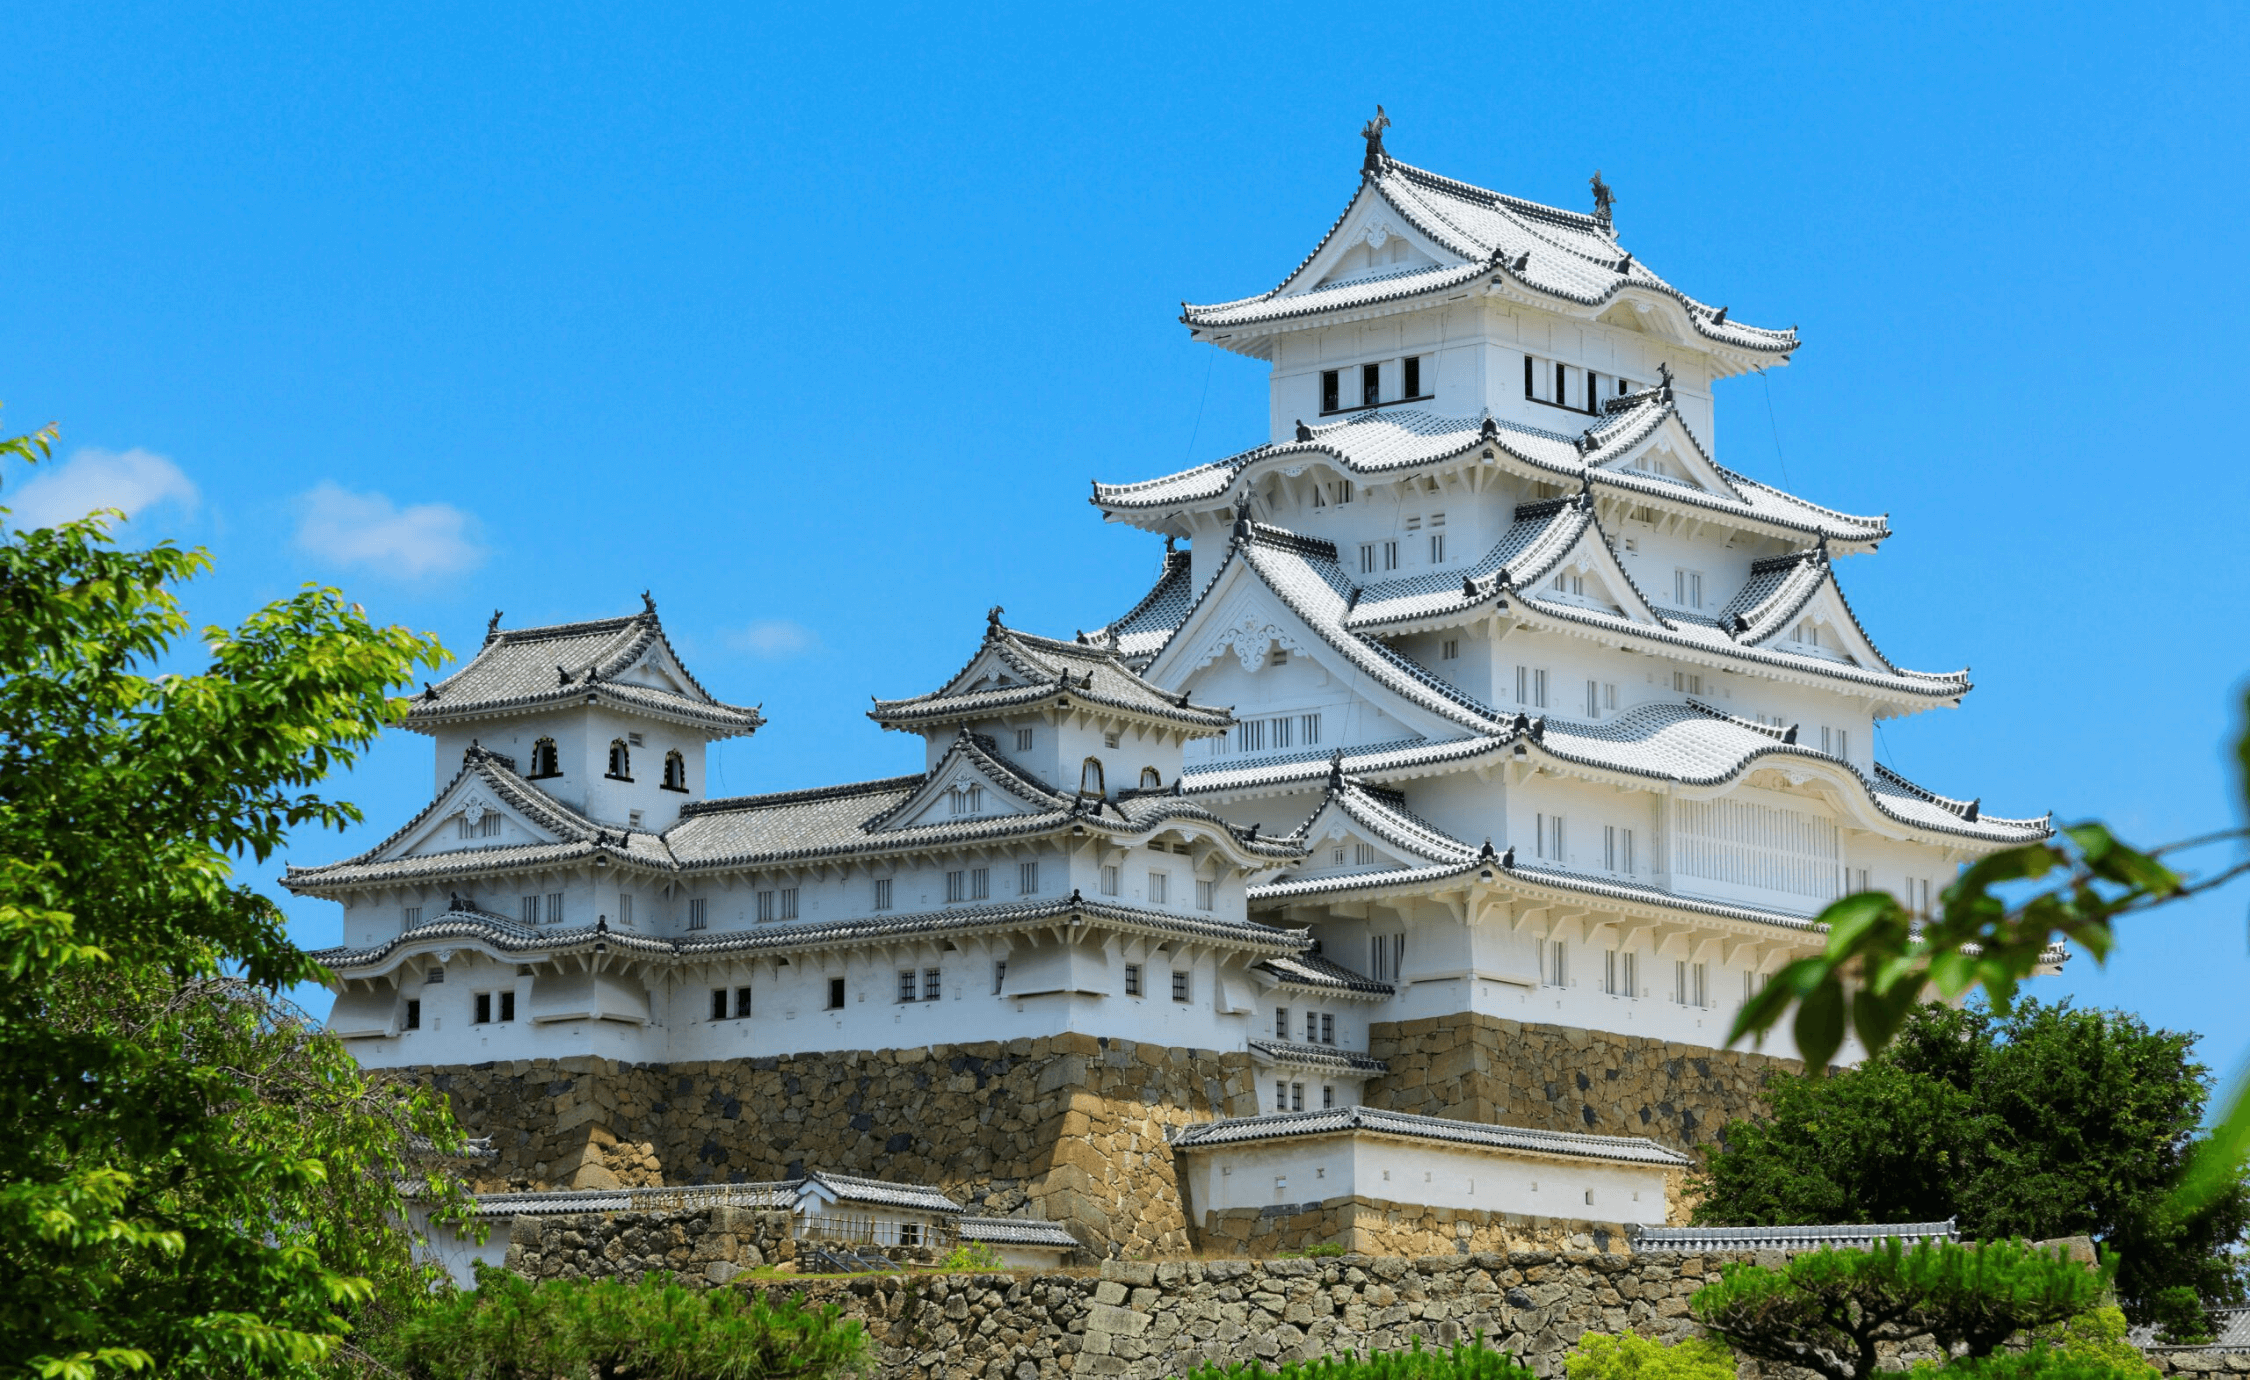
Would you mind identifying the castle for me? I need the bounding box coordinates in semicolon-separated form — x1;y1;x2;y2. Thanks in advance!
294;117;2049;1257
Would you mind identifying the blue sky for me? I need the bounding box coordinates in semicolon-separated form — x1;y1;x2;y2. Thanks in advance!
6;3;2247;1072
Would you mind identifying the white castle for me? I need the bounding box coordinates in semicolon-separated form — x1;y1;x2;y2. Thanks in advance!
294;117;2047;1231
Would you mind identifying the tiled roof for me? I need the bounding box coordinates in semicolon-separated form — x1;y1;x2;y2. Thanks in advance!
310;892;1310;977
1093;400;1888;548
958;1216;1079;1249
872;614;1231;733
463;1183;800;1217
2130;1306;2250;1352
805;1170;962;1214
1247;1039;1389;1076
1170;1106;1692;1167
1181;159;1796;362
407;605;762;737
1345;496;1591;633
1252;951;1395;997
1088;547;1200;668
1627;1220;1959;1254
284;746;677;892
1182;734;1511;798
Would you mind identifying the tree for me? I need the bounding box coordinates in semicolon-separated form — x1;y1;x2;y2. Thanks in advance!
0;418;465;1379
1688;1239;2107;1380
1697;1001;2250;1320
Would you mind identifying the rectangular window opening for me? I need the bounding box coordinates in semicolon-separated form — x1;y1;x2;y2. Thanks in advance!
827;977;846;1010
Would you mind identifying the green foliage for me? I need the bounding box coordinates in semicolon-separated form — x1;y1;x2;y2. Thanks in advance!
1688;1238;2109;1380
373;1266;869;1380
0;423;465;1379
1695;1000;2250;1320
1563;1330;1737;1380
1276;1244;1348;1259
2142;1286;2212;1346
1181;1335;1535;1380
1929;1348;2155;1380
2028;1307;2160;1376
937;1240;1005;1271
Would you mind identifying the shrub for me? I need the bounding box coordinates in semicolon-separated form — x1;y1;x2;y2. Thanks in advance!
372;1264;868;1380
1690;1238;2109;1380
1276;1244;1349;1259
1934;1347;2155;1380
1565;1331;1738;1380
938;1240;1006;1271
1182;1334;1535;1380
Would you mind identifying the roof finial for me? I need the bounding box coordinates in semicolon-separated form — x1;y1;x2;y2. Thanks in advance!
1711;305;1729;326
1328;749;1345;792
1293;419;1313;443
987;605;1005;632
640;590;656;616
1360;105;1390;175
485;609;503;641
1164;534;1176;554
1590;170;1615;226
1656;360;1674;400
557;665;573;686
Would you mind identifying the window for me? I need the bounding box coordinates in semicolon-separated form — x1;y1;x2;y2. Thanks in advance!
1139;765;1162;790
501;990;516;1021
1586;679;1601;719
1555;360;1567;407
711;988;728;1020
757;890;776;922
627;809;643;828
1370;932;1405;983
1674;671;1704;696
1604;682;1618;711
1515;666;1549;708
1321;1013;1335;1045
529;737;560;778
826;977;846;1010
1848;867;1871;894
1442;639;1459;660
403;905;421;927
1604;826;1636;875
662;751;688;791
1269;647;1289;667
993;960;1007;994
1359;544;1376;575
1673;960;1692;1006
1270;715;1292;749
1536;812;1566;862
1354;842;1376;865
1195;878;1215;911
1079;757;1105;797
873;878;892;911
1404;355;1423;397
1103;730;1122;750
1100;864;1120;897
779;887;798;920
1694;962;1709;1007
458;812;501;839
946;871;966;904
520;894;538;925
1904;876;1934;916
1124;963;1143;996
1744;970;1757;1004
474;992;492;1024
1322;1084;1335;1109
1171;968;1191;1002
1300;712;1322;745
1148;871;1168;904
607;739;631;780
1605;949;1637;997
1332;479;1353;505
898;969;919;1003
1383;540;1398;571
1237;719;1265;753
1276;1007;1290;1039
1291;1081;1306;1112
1821;725;1850;760
1673;570;1704;609
617;893;633;927
1321;369;1340;412
736;987;752;1018
1015;727;1034;752
404;999;421;1030
963;868;984;901
1542;940;1567;988
545;892;564;926
1430;532;1446;564
900;1223;921;1247
1019;861;1039;895
1305;1010;1320;1043
1274;1080;1288;1110
627;731;643;748
1361;362;1381;407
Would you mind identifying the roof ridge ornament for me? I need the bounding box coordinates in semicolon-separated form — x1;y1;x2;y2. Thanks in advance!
1712;305;1729;325
641;590;657;616
485;609;503;642
1327;749;1345;792
1360;105;1390;175
1293;419;1313;443
1590;170;1615;227
1512;250;1530;272
557;665;573;686
1656;361;1675;402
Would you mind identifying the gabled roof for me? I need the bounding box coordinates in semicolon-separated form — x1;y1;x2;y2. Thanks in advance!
1169;1105;1693;1167
1092;399;1889;549
1181;155;1796;369
1346;492;1667;637
1247;1039;1389;1076
859;730;1068;834
1251;950;1394;997
408;602;763;738
958;1216;1079;1249
1087;547;1199;668
1290;764;1485;868
311;891;1312;979
802;1170;962;1215
871;611;1232;735
283;745;677;893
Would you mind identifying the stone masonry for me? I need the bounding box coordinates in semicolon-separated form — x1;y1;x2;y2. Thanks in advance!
506;1207;796;1286
1366;1014;1796;1153
1194;1197;1632;1260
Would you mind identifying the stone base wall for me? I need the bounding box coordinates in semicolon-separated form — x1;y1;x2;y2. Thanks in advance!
2148;1352;2250;1375
504;1207;795;1285
1193;1195;1631;1259
1366;1015;1794;1158
412;1034;1258;1257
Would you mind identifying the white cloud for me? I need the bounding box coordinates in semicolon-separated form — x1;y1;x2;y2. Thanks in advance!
726;619;819;659
7;447;199;529
292;483;485;578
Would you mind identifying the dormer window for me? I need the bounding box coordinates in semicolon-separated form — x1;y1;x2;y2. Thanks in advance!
528;737;560;779
662;751;688;792
606;739;631;781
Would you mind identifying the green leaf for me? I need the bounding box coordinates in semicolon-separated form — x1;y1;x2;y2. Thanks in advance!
1793;976;1847;1073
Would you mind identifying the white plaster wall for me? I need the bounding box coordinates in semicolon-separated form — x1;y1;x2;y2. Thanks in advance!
1181;1133;1670;1225
432;706;709;828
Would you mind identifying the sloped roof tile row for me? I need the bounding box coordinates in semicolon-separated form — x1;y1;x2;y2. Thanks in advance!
1169;1105;1693;1166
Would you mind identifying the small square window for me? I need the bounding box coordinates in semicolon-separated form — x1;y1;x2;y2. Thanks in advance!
1124;963;1142;997
1147;871;1168;905
1100;865;1120;897
1196;879;1215;911
970;867;989;901
1170;969;1191;1003
1104;731;1121;749
1442;639;1459;660
1015;727;1034;752
627;731;644;747
1019;860;1039;894
779;887;798;921
827;977;846;1010
874;878;893;911
628;809;644;828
